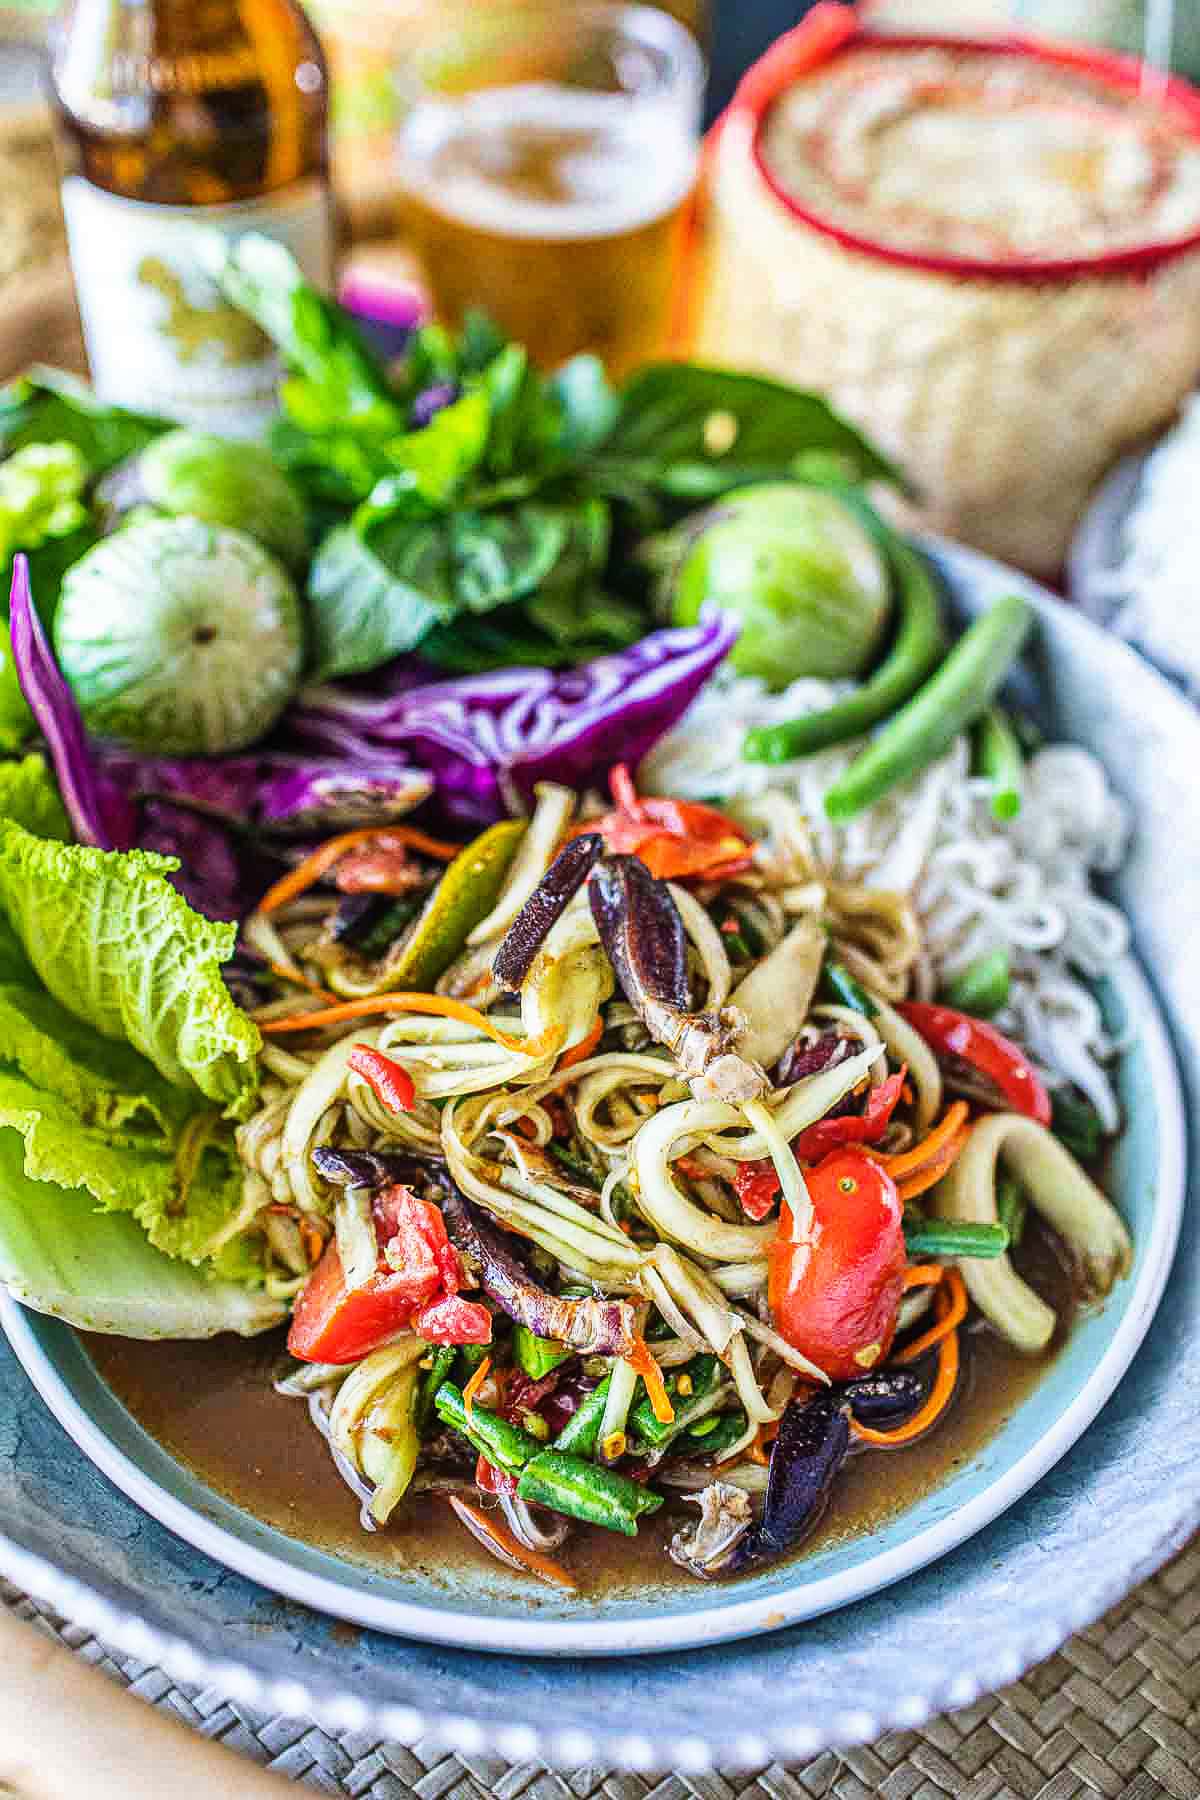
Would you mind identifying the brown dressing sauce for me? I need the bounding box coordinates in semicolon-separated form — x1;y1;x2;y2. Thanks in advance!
83;1221;1081;1597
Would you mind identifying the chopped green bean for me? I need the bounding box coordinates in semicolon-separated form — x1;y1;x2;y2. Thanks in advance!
456;1343;491;1377
744;536;944;764
685;1409;749;1458
434;1383;542;1475
514;1324;570;1381
414;1345;457;1435
823;960;877;1017
1051;1089;1105;1164
996;1175;1028;1250
824;594;1035;823
903;1217;1010;1260
355;891;428;960
974;706;1024;821
517;1448;663;1536
628;1354;720;1447
551;1376;612;1457
942;947;1011;1018
547;1144;601;1190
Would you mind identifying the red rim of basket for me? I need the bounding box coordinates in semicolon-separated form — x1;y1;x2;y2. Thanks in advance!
733;2;1200;283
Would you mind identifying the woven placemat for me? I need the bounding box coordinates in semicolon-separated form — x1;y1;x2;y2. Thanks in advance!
5;1536;1200;1798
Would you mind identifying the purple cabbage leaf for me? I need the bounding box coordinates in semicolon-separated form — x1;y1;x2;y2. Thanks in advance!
290;610;738;824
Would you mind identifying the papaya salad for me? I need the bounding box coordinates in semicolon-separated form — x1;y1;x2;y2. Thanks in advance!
0;243;1136;1589
240;744;1132;1585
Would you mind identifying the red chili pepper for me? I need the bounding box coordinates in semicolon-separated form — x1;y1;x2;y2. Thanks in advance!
347;1046;416;1114
897;1003;1051;1125
587;763;754;881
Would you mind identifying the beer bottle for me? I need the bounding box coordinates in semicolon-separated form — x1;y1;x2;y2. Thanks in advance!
49;0;334;434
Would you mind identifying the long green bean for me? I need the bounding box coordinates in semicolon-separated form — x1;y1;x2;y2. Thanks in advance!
517;1448;663;1536
903;1216;1010;1260
974;706;1024;821
743;536;944;764
628;1353;720;1447
942;947;1010;1018
824;594;1035;822
434;1383;542;1475
414;1345;458;1435
996;1174;1028;1250
551;1376;612;1457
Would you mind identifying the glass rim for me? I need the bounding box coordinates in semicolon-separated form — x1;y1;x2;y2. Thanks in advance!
394;2;706;113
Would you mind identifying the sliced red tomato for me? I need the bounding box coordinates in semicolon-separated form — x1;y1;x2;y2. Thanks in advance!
733;1070;908;1218
792;1068;907;1160
288;1244;422;1364
373;1185;462;1296
476;1453;517;1497
289;1187;485;1362
413;1293;493;1344
768;1150;906;1382
734;1161;784;1221
897;1002;1051;1124
587;763;754;881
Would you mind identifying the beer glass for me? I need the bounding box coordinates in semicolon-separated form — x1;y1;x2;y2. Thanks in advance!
395;3;705;372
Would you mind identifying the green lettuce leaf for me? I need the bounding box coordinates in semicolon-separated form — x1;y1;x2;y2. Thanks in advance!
0;753;70;841
0;824;260;1115
0;1130;283;1338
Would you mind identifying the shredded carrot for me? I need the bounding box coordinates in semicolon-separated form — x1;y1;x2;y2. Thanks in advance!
896;1125;970;1201
462;1355;491;1421
256;825;459;915
445;1493;578;1591
301;1222;326;1267
258;992;566;1059
268;963;338;1005
559;1015;603;1069
626;1334;675;1425
867;1101;970;1179
852;1289;961;1447
903;1263;945;1289
894;1269;968;1366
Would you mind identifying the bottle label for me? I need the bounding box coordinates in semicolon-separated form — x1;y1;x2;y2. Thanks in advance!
60;176;333;437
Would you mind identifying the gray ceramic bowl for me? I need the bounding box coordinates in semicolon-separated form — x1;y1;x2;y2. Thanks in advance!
0;539;1197;1767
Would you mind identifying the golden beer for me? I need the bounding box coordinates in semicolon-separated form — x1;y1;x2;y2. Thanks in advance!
395;5;704;372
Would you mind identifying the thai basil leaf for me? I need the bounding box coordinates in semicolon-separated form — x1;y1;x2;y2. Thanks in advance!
307;514;453;681
381;387;492;505
593;364;902;509
207;233;402;437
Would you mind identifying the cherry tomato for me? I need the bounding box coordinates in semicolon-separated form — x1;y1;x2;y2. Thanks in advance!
897;1002;1051;1124
413;1293;492;1344
768;1150;906;1382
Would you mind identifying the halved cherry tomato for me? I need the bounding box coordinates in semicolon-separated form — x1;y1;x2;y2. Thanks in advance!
897;1002;1051;1125
768;1150;906;1382
587;763;754;881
